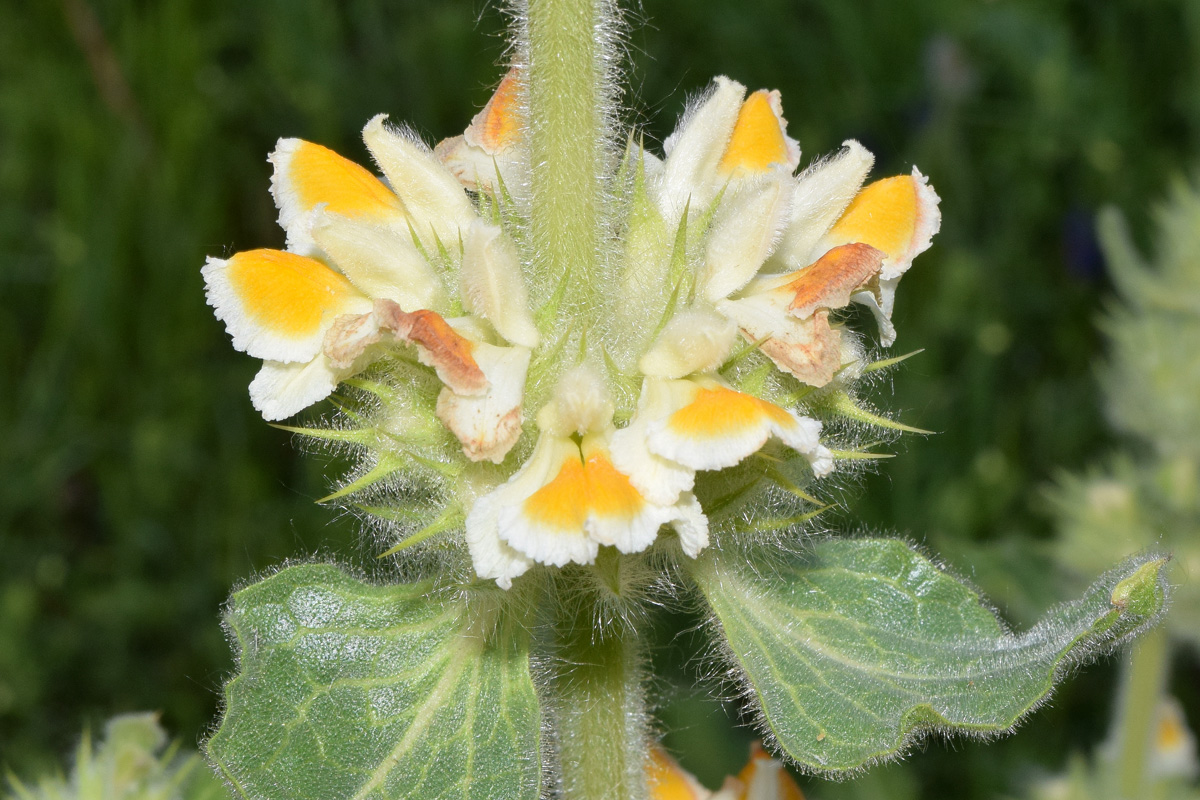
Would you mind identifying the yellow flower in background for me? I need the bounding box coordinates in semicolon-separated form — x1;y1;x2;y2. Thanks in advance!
648;744;805;800
202;69;940;589
1148;697;1199;780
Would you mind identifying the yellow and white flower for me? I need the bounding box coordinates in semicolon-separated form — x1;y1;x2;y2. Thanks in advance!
610;375;833;505
649;76;941;386
203;119;535;465
466;370;707;589
205;68;939;589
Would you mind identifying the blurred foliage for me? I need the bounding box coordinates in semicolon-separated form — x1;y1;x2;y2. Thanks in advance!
1010;162;1200;800
1015;694;1199;800
1052;183;1200;645
1;0;1199;797
4;714;225;800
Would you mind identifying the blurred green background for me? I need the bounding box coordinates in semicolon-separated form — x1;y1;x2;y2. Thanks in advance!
2;0;1197;797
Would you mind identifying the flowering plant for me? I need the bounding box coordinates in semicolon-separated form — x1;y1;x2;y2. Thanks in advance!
200;2;1167;799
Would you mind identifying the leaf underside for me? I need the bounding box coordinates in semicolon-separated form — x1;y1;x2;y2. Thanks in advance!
694;538;1167;774
208;564;541;800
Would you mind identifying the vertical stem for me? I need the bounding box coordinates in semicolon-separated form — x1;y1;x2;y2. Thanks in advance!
523;4;637;792
1114;624;1170;799
525;0;606;306
552;600;649;800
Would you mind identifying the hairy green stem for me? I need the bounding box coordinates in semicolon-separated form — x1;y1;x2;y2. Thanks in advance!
551;600;649;800
525;0;607;314
524;5;644;794
1114;623;1170;799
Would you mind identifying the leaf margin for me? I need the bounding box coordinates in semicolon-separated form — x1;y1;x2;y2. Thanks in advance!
691;536;1169;775
205;561;544;800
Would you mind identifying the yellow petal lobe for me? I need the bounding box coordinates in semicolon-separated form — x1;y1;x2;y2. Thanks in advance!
584;450;646;522
667;386;791;439
522;456;589;532
719;90;789;175
827;175;919;261
288;140;404;220
227;249;362;338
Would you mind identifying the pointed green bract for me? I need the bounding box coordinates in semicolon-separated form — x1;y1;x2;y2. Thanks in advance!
208;565;542;800
827;391;934;435
692;538;1167;774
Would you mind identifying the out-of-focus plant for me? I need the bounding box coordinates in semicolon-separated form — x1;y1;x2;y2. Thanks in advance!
191;2;1170;798
1054;181;1200;645
1034;179;1200;800
1018;695;1199;800
4;714;225;800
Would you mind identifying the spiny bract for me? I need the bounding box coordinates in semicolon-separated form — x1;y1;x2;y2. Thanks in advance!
202;68;940;589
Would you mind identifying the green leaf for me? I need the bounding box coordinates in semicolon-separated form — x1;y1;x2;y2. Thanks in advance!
208;565;542;800
693;538;1167;774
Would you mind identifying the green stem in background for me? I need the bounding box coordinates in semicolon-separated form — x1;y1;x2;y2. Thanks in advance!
525;0;607;316
1114;622;1170;799
551;593;649;800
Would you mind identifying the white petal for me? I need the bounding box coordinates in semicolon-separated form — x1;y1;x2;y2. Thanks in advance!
639;308;737;379
540;365;615;437
772;140;875;269
309;210;446;312
362;115;477;251
699;172;793;302
851;286;898;347
464;489;535;590
817;166;941;282
881;167;941;281
609;379;698;505
269;138;318;254
460;220;540;348
608;425;696;507
248;357;343;421
780;414;834;478
669;492;710;558
658;76;746;220
583;494;675;555
823;167;941;342
436;344;530;463
640;149;664;183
